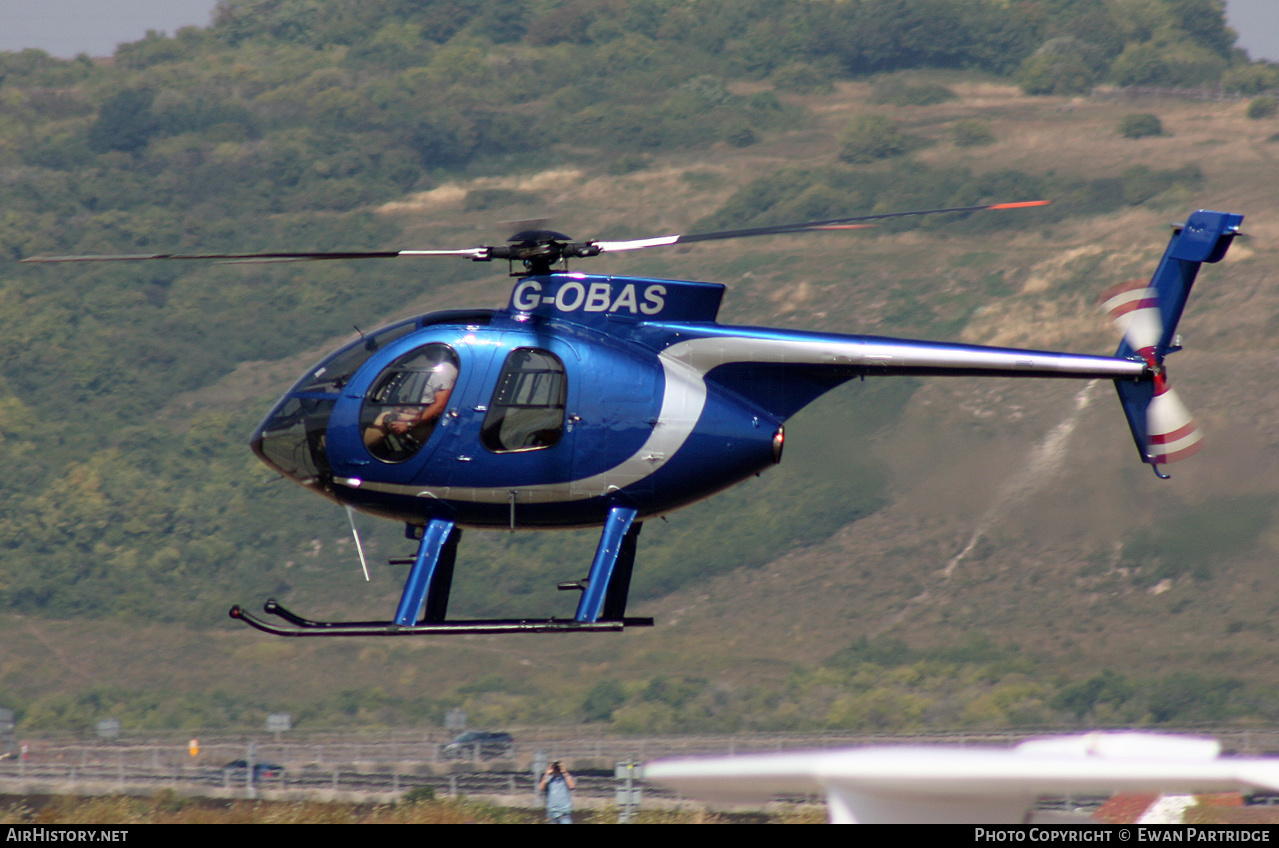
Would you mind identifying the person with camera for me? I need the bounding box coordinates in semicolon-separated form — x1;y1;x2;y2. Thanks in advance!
538;761;576;823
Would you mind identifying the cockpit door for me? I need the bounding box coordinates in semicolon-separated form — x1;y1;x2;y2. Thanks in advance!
457;336;579;495
327;335;490;486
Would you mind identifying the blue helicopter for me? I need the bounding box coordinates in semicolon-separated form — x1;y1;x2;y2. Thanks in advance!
25;204;1243;636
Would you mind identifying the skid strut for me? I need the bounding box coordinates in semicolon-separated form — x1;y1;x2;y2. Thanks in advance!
394;517;461;625
229;509;653;636
574;506;642;623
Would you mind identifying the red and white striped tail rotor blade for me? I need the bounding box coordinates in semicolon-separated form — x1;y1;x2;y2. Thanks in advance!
1147;385;1202;464
1099;279;1162;354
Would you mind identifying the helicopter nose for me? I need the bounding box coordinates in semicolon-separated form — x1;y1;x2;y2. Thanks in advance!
251;395;336;490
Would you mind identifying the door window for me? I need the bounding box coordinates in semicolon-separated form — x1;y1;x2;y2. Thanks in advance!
481;348;567;453
361;343;460;462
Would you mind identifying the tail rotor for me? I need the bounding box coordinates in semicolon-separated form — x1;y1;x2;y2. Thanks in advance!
1099;279;1202;476
1099;279;1163;355
1145;377;1202;466
1105;278;1202;478
1097;209;1241;477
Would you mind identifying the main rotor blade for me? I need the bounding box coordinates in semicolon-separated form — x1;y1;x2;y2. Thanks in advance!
19;200;1050;267
20;247;491;263
590;200;1051;253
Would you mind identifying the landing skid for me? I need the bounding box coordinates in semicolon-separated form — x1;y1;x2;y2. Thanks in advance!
229;600;653;637
229;506;654;637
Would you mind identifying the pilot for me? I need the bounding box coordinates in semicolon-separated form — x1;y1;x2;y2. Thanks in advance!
363;358;458;450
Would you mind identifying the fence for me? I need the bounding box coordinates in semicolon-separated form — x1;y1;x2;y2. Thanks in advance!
4;726;1277;804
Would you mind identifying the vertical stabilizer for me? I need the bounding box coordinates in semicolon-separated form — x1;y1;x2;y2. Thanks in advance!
1104;210;1242;473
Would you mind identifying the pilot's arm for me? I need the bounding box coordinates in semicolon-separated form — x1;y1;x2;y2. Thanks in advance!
386;386;452;434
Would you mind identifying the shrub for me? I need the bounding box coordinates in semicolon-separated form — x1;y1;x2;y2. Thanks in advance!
1018;54;1097;96
953;119;995;147
462;188;537;212
1118;165;1202;206
722;118;758;148
1110;40;1228;88
869;79;955;106
838;115;911;163
401;786;436;804
1222;63;1279;95
1118;113;1163;138
580;679;626;722
678;74;732;107
772;62;835;95
1247;96;1278;120
606;154;651;175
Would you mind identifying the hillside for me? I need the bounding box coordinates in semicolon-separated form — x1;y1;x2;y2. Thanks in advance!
4;0;1279;734
0;0;1265;621
5;76;1279;733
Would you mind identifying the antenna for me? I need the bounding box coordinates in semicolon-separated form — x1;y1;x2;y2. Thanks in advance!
345;506;370;582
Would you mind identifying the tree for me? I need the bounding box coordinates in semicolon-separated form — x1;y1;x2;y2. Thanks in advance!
1017;38;1100;96
1110;38;1227;88
87;89;158;153
1165;0;1236;58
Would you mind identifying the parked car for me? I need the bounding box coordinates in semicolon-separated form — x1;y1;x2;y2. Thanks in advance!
1246;792;1279;806
439;731;513;760
216;759;286;782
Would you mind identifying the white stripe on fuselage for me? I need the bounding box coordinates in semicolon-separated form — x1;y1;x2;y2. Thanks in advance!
335;335;1145;504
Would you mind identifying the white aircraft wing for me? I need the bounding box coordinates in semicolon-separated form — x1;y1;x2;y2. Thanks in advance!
644;733;1279;824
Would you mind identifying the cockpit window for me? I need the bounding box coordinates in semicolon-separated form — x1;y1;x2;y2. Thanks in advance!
296;319;420;394
361;343;460;463
481;348;567;453
252;396;335;488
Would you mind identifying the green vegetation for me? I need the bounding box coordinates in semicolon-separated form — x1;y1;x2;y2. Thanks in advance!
14;676;460;731
201;0;1244;89
952;118;996;147
1118;112;1165;138
11;627;1270;734
0;0;1258;628
1;793;546;824
1223;62;1279;94
838;115;916;163
1017;38;1101;95
772;61;837;95
1247;96;1278;120
1;793;804;824
400;785;437;804
1;0;1277;740
869;78;956;106
1119;495;1278;587
697;163;1203;242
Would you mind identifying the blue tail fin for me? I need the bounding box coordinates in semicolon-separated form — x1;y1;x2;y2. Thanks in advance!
1115;210;1243;363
